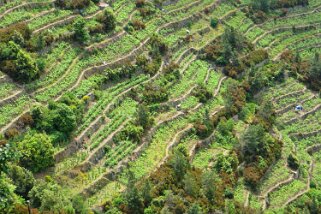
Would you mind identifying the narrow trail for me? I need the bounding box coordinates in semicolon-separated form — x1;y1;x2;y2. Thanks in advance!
62;14;224;140
0;109;30;134
273;87;306;102
260;173;295;201
52;0;224;103
84;8;136;51
253;22;321;45
186;75;227;159
32;14;78;34
213;76;227;96
204;68;211;84
277;161;314;208
81;119;130;166
85;0;204;53
0;0;54;19
290;128;321;139
0;8;222;136
32;8;103;35
273;34;321;61
73;61;165;143
250;4;321;32
244;24;257;35
0;90;22;106
79;54;224;199
78;110;186;197
219;7;243;22
284;103;321;125
244;190;250;207
85;31;126;51
153;124;193;172
4;8;56;27
276;94;315;115
84;9;103;20
56;38;151;100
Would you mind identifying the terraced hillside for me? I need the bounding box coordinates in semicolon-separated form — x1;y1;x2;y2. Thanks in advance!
0;0;320;213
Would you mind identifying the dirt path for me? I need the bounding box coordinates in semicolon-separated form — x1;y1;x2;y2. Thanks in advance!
213;76;227;96
56;38;151;100
273;87;306;102
278;161;314;208
0;90;22;106
253;22;321;45
34;54;82;95
32;8;103;35
73;61;164;142
0;0;54;19
153;124;193;171
78;110;186;197
244;190;250;207
82;119;129;165
284;103;321;125
0;109;29;134
276;94;315;115
32;14;77;34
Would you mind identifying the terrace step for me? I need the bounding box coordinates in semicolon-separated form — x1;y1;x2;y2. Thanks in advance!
290;128;321;139
77;110;186;197
284;103;321;125
276;94;315;115
273;87;306;103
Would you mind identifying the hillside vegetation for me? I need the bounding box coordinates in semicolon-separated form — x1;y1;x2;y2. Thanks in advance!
0;0;320;213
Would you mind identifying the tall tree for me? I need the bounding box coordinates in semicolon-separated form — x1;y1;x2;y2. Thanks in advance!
29;179;74;212
7;165;35;199
73;17;89;43
100;8;116;32
17;132;54;172
125;171;143;213
0;175;18;212
252;0;270;12
136;105;154;130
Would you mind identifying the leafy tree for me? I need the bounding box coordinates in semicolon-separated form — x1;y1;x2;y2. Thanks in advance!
10;30;24;46
256;99;276;128
192;84;213;103
15;50;39;81
0;175;19;212
149;34;168;57
224;79;246;115
136;105;154;130
32;102;77;141
188;203;201;214
215;153;239;174
17;132;54;172
142;180;152;206
170;148;190;182
202;171;216;203
73;17;89;43
251;0;270;12
7;165;35;199
288;154;299;170
72;195;89;214
49;102;77;134
184;172;199;197
308;52;321;89
242;124;266;163
210;18;219;28
0;41;39;82
99;9;116;32
114;123;144;143
125;171;143;213
29;179;74;212
0;143;17;174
